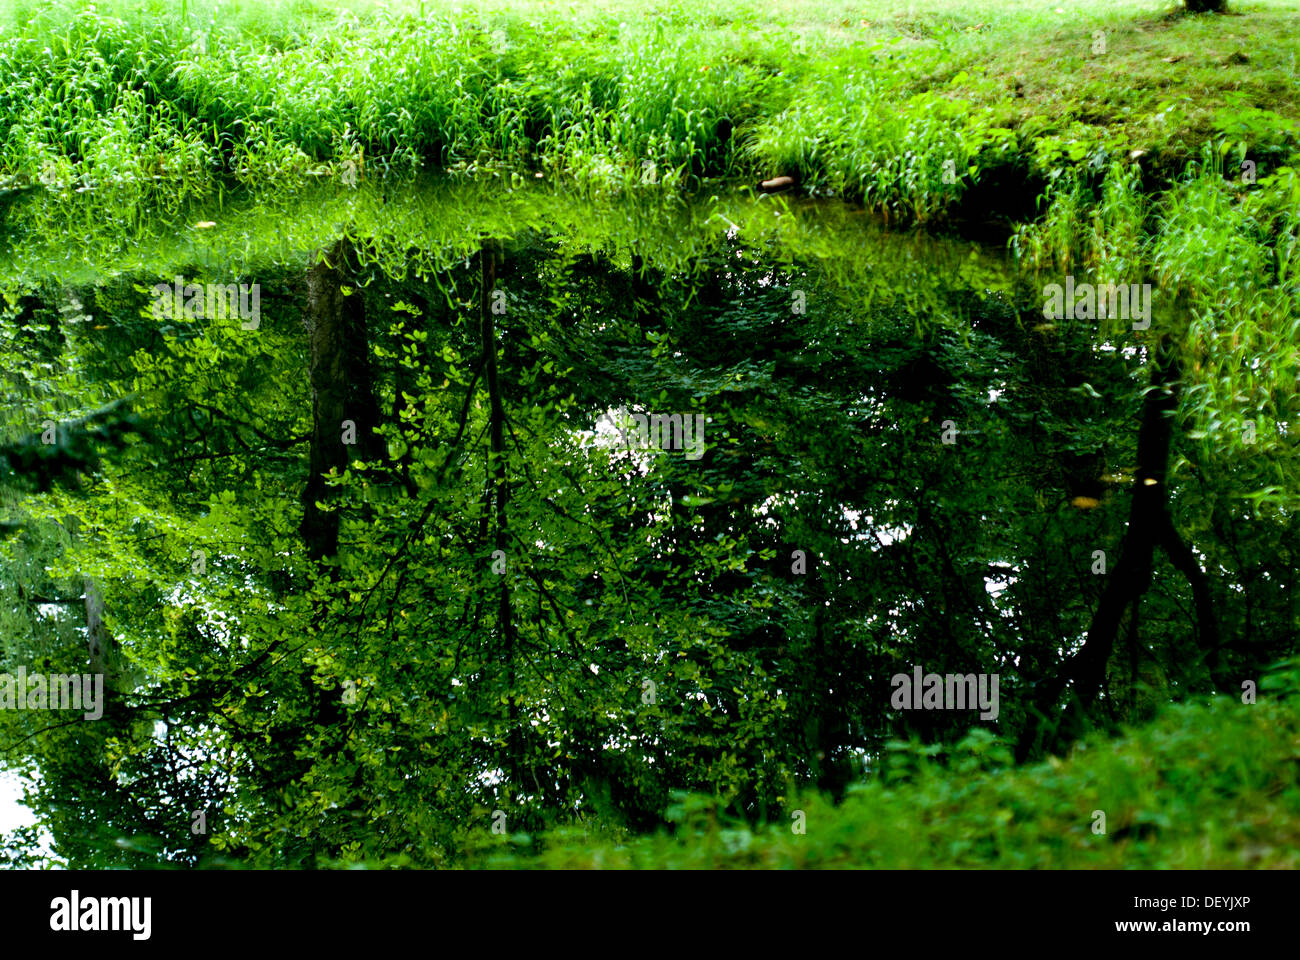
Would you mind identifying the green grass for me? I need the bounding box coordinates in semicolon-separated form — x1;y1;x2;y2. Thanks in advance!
461;658;1300;868
1;0;1297;220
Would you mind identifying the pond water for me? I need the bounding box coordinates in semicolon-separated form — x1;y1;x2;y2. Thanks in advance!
1;177;1285;862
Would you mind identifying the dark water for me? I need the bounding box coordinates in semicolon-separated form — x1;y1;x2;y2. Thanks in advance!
0;179;1289;861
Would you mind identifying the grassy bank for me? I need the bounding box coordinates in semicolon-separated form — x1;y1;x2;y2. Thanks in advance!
1;0;1298;222
463;659;1300;868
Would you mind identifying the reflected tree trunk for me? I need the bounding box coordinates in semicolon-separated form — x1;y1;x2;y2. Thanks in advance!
480;238;524;801
301;238;384;561
1019;335;1222;759
84;577;111;682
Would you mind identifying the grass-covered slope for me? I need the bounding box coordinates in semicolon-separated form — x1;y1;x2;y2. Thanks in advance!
1;1;1297;222
466;662;1300;868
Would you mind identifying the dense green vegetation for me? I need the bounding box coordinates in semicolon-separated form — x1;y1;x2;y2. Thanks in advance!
473;658;1300;869
0;0;1296;870
3;0;1299;220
